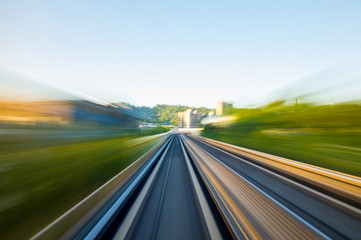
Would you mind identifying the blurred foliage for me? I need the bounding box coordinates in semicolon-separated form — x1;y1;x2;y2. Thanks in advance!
152;104;189;125
0;127;167;240
203;100;361;177
133;104;213;125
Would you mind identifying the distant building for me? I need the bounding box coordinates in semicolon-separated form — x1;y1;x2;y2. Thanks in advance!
216;100;224;115
0;100;140;128
216;100;233;115
178;108;201;128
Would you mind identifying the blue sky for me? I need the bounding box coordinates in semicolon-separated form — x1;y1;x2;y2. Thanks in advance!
1;0;361;108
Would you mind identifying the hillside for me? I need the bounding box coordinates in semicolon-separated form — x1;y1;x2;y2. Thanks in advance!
113;103;213;125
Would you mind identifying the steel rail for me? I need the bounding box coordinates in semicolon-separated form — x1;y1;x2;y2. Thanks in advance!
185;134;361;239
195;136;361;207
111;134;227;240
31;133;172;240
82;135;175;239
182;135;330;239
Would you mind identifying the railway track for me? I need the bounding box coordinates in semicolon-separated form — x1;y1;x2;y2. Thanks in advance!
32;132;361;240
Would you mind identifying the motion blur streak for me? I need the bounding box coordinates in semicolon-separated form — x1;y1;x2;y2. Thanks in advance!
203;64;361;180
47;132;360;240
183;136;325;239
183;134;361;239
106;134;229;240
0;72;168;239
2;67;361;239
199;137;361;206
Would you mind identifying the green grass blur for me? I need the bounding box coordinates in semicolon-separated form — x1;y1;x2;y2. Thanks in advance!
202;101;361;177
0;126;167;240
